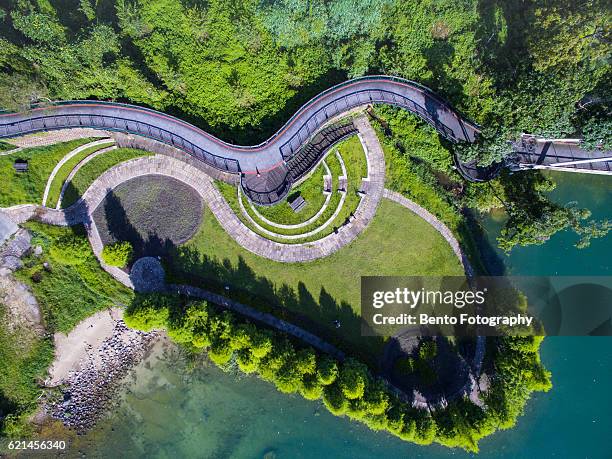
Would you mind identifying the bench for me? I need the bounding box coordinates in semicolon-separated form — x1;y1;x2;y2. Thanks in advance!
289;196;306;213
13;160;28;172
323;175;332;193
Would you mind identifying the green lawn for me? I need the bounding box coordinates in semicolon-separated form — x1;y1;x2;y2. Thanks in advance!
166;198;463;364
45;140;115;208
253;163;327;224
60;148;151;208
0;138;95;207
0;140;15;152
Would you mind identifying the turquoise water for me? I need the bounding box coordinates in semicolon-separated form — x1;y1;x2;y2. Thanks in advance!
75;172;612;459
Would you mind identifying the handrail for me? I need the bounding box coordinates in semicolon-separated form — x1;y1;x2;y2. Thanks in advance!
0;75;481;151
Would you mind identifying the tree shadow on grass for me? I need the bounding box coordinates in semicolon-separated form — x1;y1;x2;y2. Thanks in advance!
164;245;387;368
94;190;176;261
92;189;383;365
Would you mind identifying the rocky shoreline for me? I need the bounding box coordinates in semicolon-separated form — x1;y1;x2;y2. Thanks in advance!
46;319;158;433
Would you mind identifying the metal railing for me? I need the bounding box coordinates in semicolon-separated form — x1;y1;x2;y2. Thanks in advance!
1;113;240;174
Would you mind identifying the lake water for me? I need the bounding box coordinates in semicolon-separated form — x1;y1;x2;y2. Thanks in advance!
75;172;612;459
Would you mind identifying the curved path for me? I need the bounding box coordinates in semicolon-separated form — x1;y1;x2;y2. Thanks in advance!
247;160;333;230
237;151;349;241
56;144;117;209
0;76;482;203
41;138;114;206
1;118;469;275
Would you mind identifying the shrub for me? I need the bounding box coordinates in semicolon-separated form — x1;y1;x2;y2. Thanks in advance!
123;294;551;452
393;356;414;375
338;358;369;400
49;234;92;265
101;241;133;267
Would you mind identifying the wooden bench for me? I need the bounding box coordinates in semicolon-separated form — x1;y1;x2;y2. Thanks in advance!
289;195;306;213
13;160;28;173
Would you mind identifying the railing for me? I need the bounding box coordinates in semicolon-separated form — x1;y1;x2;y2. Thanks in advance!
1;75;479;152
278;88;457;160
0;113;240;174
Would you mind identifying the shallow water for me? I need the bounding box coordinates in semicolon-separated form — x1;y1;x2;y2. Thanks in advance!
75;171;612;458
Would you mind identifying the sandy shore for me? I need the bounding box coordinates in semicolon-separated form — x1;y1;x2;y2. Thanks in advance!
44;307;158;432
46;308;125;386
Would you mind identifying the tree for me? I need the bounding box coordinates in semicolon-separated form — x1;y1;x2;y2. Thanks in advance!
418;340;437;361
338;358;369;400
316;355;338;385
101;241;133;267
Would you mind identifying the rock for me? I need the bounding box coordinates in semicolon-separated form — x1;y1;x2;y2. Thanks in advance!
2;255;22;271
34;245;43;256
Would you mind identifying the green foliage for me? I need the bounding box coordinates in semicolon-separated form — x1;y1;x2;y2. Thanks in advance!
418;340;437;360
48;234;92;265
101;241;133;268
124;293;551;451
0;306;54;438
581;114;612;151
495;172;611;252
45;141;114;208
61;148;150;208
15;223;133;333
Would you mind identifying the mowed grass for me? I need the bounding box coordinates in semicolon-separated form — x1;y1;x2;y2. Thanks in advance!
167;199;463;363
45;140;114;208
0;140;15;152
253;164;327;224
0;138;94;207
61;148;151;208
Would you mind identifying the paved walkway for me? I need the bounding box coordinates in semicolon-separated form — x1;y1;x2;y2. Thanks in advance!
56;144;117;209
247;160;333;230
1;128;110;155
237;153;349;240
42;138;114;206
0;117;470;272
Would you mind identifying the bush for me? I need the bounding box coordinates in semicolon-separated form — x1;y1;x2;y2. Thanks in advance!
419;340;437;361
101;241;133;268
48;234;92;265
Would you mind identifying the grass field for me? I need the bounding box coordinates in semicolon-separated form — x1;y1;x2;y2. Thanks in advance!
253;164;327;224
0;141;15;152
61;148;151;208
92;175;204;258
166;198;463;364
45;141;114;208
0;139;94;207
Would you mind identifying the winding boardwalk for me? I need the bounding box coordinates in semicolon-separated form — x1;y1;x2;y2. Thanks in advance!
1;117;469;272
0;76;484;203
